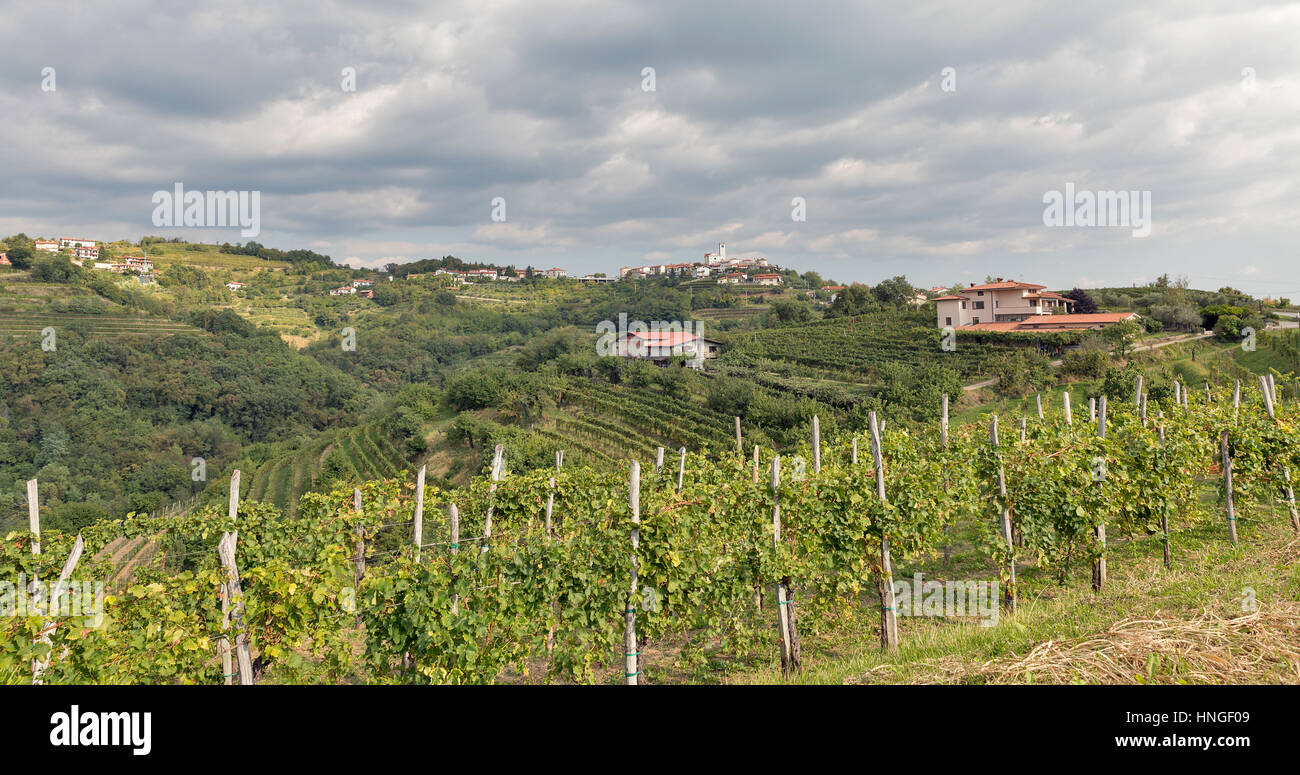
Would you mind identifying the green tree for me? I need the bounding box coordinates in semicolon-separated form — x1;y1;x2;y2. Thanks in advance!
1102;319;1141;358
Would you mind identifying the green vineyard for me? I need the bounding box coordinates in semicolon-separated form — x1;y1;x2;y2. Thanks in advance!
6;377;1297;684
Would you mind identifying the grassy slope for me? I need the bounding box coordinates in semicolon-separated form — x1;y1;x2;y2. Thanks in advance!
730;497;1299;685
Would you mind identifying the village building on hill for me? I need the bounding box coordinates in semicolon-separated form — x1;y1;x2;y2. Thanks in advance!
933;278;1135;331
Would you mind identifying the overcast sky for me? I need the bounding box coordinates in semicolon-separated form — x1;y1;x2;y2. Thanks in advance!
2;0;1299;295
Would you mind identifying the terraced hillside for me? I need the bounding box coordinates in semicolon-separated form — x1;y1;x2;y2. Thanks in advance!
246;422;411;515
0;310;195;338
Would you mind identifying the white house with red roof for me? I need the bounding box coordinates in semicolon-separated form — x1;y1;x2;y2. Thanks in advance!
933;278;1076;328
613;329;723;367
35;240;60;253
60;237;98;249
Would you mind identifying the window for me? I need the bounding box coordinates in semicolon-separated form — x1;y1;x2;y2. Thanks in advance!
945;316;952;325
960;301;967;309
973;317;980;324
977;291;984;296
973;301;985;310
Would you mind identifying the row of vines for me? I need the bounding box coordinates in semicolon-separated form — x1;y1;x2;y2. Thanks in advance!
2;382;1296;683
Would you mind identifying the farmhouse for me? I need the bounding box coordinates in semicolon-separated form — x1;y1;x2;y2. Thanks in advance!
752;273;782;286
934;279;1076;328
35;240;60;253
329;285;356;296
60;237;98;249
118;256;153;273
716;272;745;285
74;245;100;261
351;279;373;287
464;269;499;281
613;329;723;367
226;281;248;291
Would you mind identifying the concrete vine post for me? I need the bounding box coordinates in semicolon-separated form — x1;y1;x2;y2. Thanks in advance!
771;456;800;673
869;412;899;651
989;417;1016;613
625;461;643;684
1093;397;1108;592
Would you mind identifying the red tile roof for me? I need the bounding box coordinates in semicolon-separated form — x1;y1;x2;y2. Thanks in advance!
962;281;1046;291
964;312;1137;331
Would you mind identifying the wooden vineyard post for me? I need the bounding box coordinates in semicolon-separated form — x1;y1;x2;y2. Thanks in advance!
941;394;950;447
1221;432;1238;545
812;415;821;474
1158;424;1171;567
989;417;1016;613
851;436;859;466
218;471;253;685
655;446;664;474
34;534;84;684
869;412;899;651
1134;375;1143;407
1019;417;1026;444
1283;470;1300;533
677;447;686;492
771;456;800;673
941;396;951;564
1268;374;1278;405
1205;381;1211;404
482;444;504;552
1063;391;1072;425
1182;385;1189;415
546;450;564;537
1233;379;1241;416
353;488;365;588
1174;381;1181;407
1089;397;1096;423
752;445;759;484
27;478;40;556
625;461;643;685
1036;392;1044;420
1255;377;1299;532
218;472;235;685
1093;397;1107;592
24;479;41;683
1260;376;1276;420
449;503;460;615
413;465;426;562
1140;392;1148;425
735;416;743;461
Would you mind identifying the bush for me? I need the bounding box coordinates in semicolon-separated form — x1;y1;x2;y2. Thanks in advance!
1213;314;1243;342
990;349;1056;397
706;376;757;417
444;369;505;411
1061;341;1109;378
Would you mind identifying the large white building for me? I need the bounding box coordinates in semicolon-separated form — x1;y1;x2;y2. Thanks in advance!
933;279;1074;328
